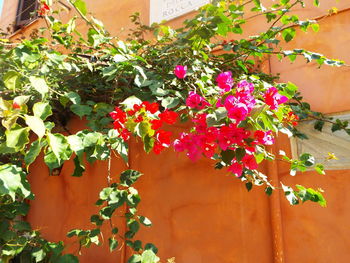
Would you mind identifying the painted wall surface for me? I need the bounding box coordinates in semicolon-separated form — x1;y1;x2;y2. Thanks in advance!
1;0;350;262
0;0;19;32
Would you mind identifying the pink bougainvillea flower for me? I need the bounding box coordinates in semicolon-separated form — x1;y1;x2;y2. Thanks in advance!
242;154;258;170
205;127;219;142
173;139;185;152
201;142;216;158
254;130;274;145
216;71;234;92
263;87;288;110
236;80;254;94
192;113;208;133
224;96;249;122
186;91;210;110
227;103;249;122
186;146;202;161
228;161;243;177
173;133;192;152
174;65;187;79
159;110;178;124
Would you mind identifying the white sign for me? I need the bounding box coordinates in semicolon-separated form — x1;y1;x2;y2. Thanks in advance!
150;0;210;24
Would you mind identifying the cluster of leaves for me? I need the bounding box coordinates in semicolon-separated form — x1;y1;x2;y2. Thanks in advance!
68;170;160;263
0;0;348;262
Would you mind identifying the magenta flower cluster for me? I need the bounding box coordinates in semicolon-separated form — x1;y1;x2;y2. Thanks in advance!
173;67;288;177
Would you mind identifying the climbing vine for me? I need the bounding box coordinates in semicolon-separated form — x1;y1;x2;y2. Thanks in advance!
0;0;348;262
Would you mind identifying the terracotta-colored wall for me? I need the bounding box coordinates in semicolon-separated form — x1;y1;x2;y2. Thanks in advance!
270;8;350;263
2;0;350;262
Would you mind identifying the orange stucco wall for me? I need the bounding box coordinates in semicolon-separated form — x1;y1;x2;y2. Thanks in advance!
2;0;350;262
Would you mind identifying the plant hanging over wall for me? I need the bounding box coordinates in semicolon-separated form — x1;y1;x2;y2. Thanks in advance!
0;0;348;262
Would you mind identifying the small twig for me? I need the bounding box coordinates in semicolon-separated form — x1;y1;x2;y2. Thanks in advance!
107;154;112;186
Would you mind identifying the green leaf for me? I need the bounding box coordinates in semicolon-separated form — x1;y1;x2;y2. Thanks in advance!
100;206;115;219
217;23;229;36
72;155;85;177
128;254;142;263
311;23;320;32
299;153;315;167
139;216;152;227
67;135;84;154
281;183;299;205
70;104;92;118
282;28;296;42
47;133;72;162
120;170;142;186
141;249;160;263
99;187;113;200
0;164;31;200
90;215;103;226
314;120;324;131
25;115;46;138
44;151;62;171
13;221;31;231
121;96;142;110
143;135;155;153
144;243;158;254
32;248;46;262
313;0;320;6
82;132;102;147
296;185;326;207
280;82;298;99
235;148;246;162
236;60;248;73
13;95;30;106
6;126;30;151
280;0;290;5
135;122;153;139
221;150;235;165
161;97;180;109
3;71;21;91
109;238;118;252
72;0;87;15
255;153;265;164
245;182;253;191
315;163;325;175
65;92;81;104
24;140;44;167
29;76;49;97
265;186;273;196
110;137;128;163
33;102;52;120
